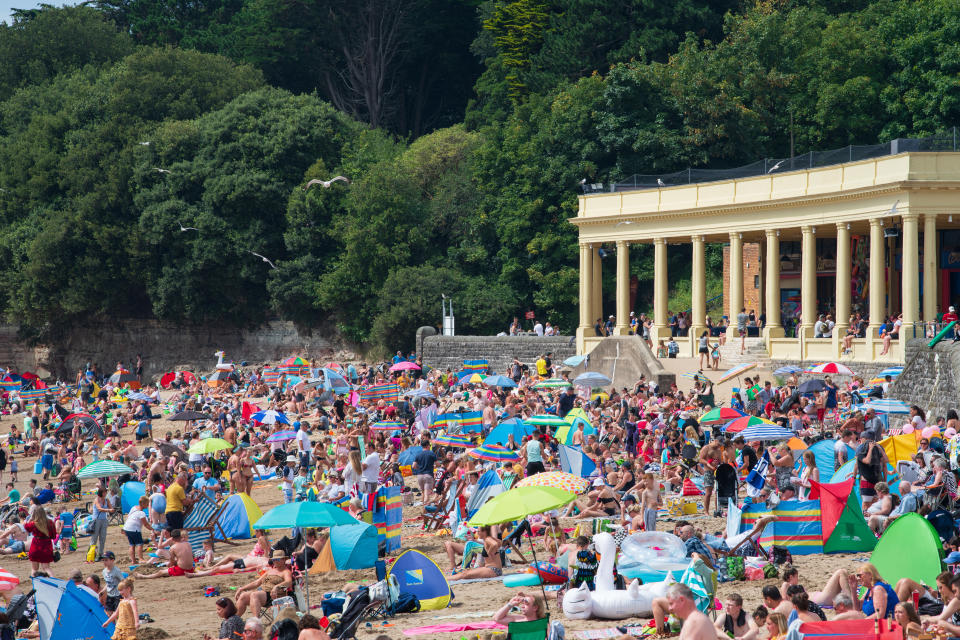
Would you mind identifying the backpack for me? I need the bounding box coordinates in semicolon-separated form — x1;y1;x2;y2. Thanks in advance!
387;592;420;615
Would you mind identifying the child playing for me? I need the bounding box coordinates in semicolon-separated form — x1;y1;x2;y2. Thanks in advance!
101;552;125;614
55;509;74;555
102;577;138;640
542;516;566;559
9;455;17;483
639;472;661;533
569;536;598;591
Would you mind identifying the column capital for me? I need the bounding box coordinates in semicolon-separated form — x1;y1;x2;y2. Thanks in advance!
764;228;779;238
729;231;742;240
925;212;939;222
801;224;815;234
901;211;920;222
653;237;666;246
691;235;704;243
836;221;850;231
616;239;628;248
870;217;883;229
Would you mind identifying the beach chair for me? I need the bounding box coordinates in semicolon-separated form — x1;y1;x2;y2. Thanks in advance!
421;479;465;531
182;494;236;553
508;614;549;640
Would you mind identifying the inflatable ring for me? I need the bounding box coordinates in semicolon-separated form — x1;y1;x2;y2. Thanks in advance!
504;573;542;588
533;561;567;584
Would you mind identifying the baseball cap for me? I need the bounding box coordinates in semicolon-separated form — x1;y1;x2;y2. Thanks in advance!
103;551;116;560
623;494;637;503
945;551;960;564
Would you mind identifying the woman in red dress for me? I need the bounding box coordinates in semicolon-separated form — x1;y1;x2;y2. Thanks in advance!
24;499;54;575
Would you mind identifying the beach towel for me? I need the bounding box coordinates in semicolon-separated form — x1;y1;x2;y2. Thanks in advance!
402;621;505;636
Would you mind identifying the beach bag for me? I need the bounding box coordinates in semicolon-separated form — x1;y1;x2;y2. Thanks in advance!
368;579;389;603
387;592;420;615
763;563;779;579
768;546;792;566
86;544;97;562
725;555;745;580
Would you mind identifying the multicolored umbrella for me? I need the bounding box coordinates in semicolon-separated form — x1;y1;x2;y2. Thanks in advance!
717;363;758;383
433;433;473;447
699;407;745;425
773;366;803;375
805;362;855;375
251;410;290;425
265;430;297;443
389;361;421;372
279;356;311;375
879;367;905;377
525;414;568;427
77;460;135;479
515;471;590;494
369;420;405;431
723;415;777;433
680;372;712;382
467;443;520;462
860;399;912;414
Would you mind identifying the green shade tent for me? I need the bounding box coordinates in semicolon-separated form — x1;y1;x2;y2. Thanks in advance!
811;479;876;554
871;513;944;587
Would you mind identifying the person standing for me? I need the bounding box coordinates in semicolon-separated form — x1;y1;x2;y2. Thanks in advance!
25;500;55;576
90;487;113;561
525;432;545;476
412;438;437;503
164;472;191;531
737;307;749;354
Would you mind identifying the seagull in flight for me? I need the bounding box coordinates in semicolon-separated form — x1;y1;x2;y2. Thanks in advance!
248;251;278;270
138;141;151;146
616;221;635;226
153;168;172;174
657;178;666;187
304;176;350;190
178;221;198;232
768;160;785;173
889;200;900;215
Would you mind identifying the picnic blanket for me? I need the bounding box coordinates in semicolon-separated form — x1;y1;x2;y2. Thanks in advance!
402;621;505;636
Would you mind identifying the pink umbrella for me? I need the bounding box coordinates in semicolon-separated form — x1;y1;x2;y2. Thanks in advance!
389;361;421;372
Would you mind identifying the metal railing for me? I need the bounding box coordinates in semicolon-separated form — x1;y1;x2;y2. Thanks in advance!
599;129;960;193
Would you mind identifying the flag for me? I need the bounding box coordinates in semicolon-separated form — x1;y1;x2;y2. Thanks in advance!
465;469;505;518
745;450;769;496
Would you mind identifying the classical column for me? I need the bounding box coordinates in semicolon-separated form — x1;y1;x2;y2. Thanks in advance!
592;245;602;323
902;212;920;337
727;232;743;337
764;229;783;338
576;243;594;349
834;223;851;354
757;240;765;321
887;235;899;315
691;235;706;335
615;240;630;335
653;238;668;344
869;219;885;337
924;213;938;325
800;225;816;337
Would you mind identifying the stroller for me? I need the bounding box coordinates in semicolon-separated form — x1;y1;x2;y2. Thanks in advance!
679;443;700;477
715;464;739;516
328;587;372;639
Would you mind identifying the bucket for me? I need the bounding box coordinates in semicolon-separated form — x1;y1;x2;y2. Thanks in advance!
33;461;42;475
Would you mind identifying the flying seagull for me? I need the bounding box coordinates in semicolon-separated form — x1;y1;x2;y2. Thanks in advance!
178;222;198;232
616;221;635;226
248;251;278;270
153;168;172;174
304;176;350;190
889;200;900;215
768;160;785;173
138;141;151;146
657;178;666;187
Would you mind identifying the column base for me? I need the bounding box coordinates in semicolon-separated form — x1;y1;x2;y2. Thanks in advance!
613;324;632;336
797;324;815;339
575;326;591;354
726;325;740;338
763;326;785;339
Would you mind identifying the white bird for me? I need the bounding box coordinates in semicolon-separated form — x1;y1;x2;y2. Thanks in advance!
248;251;278;270
304;176;350;190
657;178;666;187
768;160;785;173
138;141;151;146
579;178;587;185
616;221;635;226
178;221;198;232
889;200;900;215
153;168;172;174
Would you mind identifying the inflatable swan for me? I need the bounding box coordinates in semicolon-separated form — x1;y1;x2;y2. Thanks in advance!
562;531;674;620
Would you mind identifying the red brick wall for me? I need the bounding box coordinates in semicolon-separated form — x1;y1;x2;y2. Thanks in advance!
723;243;762;317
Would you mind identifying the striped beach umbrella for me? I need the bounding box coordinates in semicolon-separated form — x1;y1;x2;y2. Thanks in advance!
723;415;777;433
861;399;912;414
77;460;135;479
532;378;569;389
433;433;472;447
879;367;905;377
525;414;568;427
467;443;520;462
738;423;793;441
369;420;405;431
773;366;803;375
279;356;310;375
0;568;19;591
717;363;758;383
805;362;855;375
265;430;297;443
516;471;590;494
699;407;745;425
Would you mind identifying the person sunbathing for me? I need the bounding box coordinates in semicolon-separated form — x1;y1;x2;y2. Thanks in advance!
140;529;196;578
187;530;271;577
235;551;293;618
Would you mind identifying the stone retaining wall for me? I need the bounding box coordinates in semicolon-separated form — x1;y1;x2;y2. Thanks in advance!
420;335;577;372
889;339;960;419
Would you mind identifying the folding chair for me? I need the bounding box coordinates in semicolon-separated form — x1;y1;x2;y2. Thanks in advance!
421;478;465;531
508;615;550;640
182;494;237;555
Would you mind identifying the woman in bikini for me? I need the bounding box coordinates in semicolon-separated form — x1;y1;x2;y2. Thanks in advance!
234;551;293;618
188;529;271;577
446;526;503;579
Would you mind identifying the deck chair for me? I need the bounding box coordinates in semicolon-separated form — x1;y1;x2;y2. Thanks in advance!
508;614;550;640
182;494;236;554
680;557;718;617
421;478;465;531
715;464;738;515
897;460;921;484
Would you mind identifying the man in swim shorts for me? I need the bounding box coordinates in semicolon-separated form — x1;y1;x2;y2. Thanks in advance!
141;529;196;578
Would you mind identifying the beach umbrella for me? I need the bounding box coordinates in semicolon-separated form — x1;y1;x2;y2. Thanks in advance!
680;372;713;382
159;371;197;388
77;460;135;479
554;417;597;445
170;410;210;422
433;434;472;447
370;420;406;431
389;361;421;372
563;355;587;367
279;356;311;375
879;367;905;377
515;471;590;494
483;375;517;388
464;373;486;384
405;388;435;400
532;378;569;389
483;419;536;446
251;410;290;425
787;437;808;451
186;438;233;455
108;370;138;385
467;443;520;462
699;407;745;425
723;415;777;434
718;363;758;383
126;392;153;401
773;366;803;375
573;372;612;387
797;379;827;394
738;423;794;441
805;362;855;375
0;568;19;591
526;414;568;427
861;399;912;414
265;430;297;443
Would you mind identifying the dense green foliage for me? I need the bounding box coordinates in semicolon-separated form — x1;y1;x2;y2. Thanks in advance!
0;1;959;353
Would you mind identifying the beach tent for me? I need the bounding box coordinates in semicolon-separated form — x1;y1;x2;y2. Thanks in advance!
830;460;901;499
387;549;451;610
33;576;113;640
740;500;823;555
797;439;854;478
483;419;535;446
214;493;263;540
120;481;145;514
879;434;917;465
559;444;597;478
554;416;597;445
465;469;505;518
309;522;379;573
810;479;876;553
872;513;944;587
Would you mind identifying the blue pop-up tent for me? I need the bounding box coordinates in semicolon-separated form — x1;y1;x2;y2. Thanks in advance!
483;418;535;446
559;444;597;478
33;576;113;640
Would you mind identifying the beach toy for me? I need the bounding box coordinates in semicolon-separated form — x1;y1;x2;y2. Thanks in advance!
903;424;914;434
922;426;938;439
504;573;542;587
532;561;567;584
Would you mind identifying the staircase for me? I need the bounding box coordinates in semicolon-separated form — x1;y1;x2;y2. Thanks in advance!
717;336;770;366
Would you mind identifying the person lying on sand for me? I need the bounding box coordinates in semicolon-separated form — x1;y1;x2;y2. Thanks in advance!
140;529;195;578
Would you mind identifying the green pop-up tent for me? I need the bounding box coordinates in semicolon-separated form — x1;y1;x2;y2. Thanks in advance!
811;479;876;554
871;513;944;586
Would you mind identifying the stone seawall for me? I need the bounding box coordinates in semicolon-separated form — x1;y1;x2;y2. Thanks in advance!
889;339;960;418
421;335;577;372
